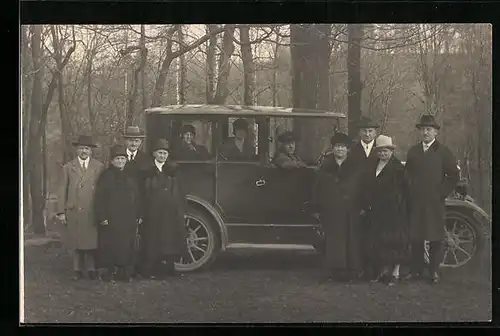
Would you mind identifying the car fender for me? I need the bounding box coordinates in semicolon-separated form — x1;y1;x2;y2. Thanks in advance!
445;198;491;236
185;194;229;250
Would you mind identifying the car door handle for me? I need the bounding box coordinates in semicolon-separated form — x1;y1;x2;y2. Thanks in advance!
255;179;266;187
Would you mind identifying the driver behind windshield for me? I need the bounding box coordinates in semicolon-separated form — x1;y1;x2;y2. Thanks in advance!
219;118;255;161
273;131;307;169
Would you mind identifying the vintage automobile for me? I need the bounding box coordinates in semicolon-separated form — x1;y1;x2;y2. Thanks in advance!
144;105;490;272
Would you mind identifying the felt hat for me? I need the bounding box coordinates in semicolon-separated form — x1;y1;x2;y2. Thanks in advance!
123;126;145;138
374;135;396;150
153;138;170;151
72;135;97;148
330;132;351;147
416;114;440;130
356;116;380;129
277;131;298;144
181;124;196;135
233;118;249;131
109;145;128;159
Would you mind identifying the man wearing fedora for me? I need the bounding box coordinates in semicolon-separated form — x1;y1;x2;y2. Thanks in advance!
404;114;459;284
56;135;104;280
123;125;149;179
348;116;380;168
347;116;380;279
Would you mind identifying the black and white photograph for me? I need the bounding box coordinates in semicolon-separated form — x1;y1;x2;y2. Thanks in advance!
20;23;492;323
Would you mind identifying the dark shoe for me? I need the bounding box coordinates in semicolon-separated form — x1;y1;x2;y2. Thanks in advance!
431;272;440;285
72;271;83;281
387;276;399;286
87;270;97;280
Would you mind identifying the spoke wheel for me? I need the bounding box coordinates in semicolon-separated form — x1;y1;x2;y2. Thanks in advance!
175;208;220;272
425;211;481;269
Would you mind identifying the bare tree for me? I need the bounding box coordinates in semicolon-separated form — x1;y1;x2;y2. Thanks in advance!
347;24;363;136
26;25;45;234
213;25;236;104
239;25;255;106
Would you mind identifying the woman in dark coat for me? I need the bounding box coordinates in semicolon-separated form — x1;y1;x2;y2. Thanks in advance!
314;132;364;282
138;138;188;279
359;135;410;286
94;145;141;282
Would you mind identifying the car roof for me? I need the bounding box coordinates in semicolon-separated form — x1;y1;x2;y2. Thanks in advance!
145;105;346;118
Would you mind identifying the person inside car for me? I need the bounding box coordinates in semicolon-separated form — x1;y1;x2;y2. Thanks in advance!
272;131;307;169
219;118;256;161
175;124;209;160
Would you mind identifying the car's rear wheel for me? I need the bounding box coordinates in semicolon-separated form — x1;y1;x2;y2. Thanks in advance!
175;207;221;272
424;210;484;268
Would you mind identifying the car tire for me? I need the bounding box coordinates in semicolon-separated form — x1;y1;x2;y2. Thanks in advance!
175;207;221;272
425;209;485;269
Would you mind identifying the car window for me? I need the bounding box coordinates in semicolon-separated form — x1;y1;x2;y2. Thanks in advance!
268;117;293;159
172;119;213;161
219;117;260;162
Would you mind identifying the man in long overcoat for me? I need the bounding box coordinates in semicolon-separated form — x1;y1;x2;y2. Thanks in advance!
404;115;459;284
346;116;381;279
56;135;104;280
122;126;149;276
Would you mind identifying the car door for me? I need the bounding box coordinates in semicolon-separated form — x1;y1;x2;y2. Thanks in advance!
256;165;318;225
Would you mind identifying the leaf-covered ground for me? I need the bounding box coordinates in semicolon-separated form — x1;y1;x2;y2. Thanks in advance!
22;245;491;323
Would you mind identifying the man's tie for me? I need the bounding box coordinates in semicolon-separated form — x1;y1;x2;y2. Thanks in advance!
82;162;87;171
423;144;429;152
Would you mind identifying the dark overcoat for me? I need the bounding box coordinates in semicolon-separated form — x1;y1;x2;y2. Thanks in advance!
404;140;459;241
349;140;379;168
139;160;188;262
124;150;150;180
219;138;255;161
313;154;363;271
359;156;410;266
175;142;210;160
94;166;140;268
57;158;104;251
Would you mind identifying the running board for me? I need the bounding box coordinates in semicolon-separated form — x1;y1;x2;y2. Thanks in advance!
225;243;316;251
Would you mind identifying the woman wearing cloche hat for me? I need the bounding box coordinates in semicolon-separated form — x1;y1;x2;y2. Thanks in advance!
94;144;142;282
137;138;188;280
358;135;410;286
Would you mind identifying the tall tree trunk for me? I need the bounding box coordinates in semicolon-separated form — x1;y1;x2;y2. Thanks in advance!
271;35;280;107
86;49;95;131
240;25;255;106
206;25;217;104
177;26;186;104
151;27;177;107
347;24;363;136
140;24;147;112
214;25;236;104
291;24;331;162
52;25;74;162
21;25;32;232
27;25;46;235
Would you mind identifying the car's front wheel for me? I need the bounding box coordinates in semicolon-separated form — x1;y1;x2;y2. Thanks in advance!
424;209;484;268
175;207;221;272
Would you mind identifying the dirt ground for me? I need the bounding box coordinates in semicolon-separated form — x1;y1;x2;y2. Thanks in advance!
22;244;491;323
